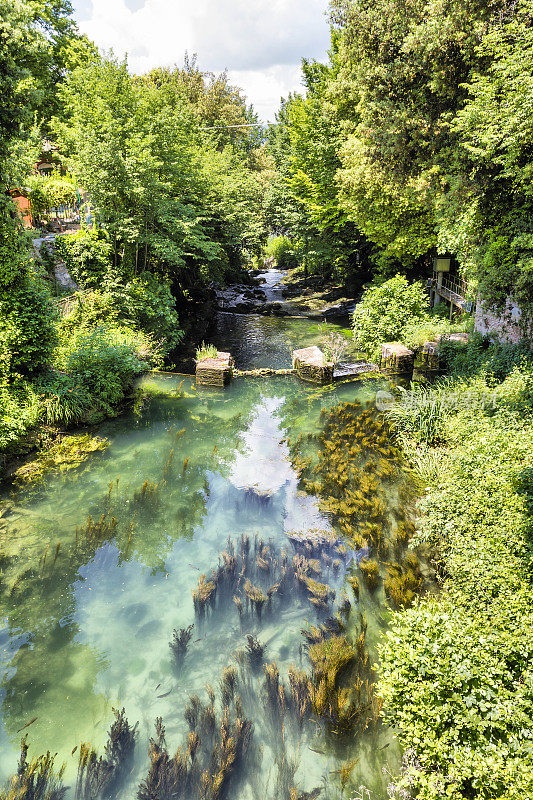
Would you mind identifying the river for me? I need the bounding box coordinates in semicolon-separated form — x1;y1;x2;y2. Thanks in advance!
0;285;407;799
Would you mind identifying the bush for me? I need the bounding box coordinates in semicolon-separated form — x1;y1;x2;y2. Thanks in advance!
58;275;183;357
0;381;40;459
54;325;161;416
264;235;299;268
352;275;429;359
0;274;58;379
54;227;112;288
106;274;183;354
439;332;533;381
379;368;533;799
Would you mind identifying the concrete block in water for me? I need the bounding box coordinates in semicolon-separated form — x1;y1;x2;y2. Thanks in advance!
380;343;414;375
414;341;439;372
196;352;234;387
292;346;334;384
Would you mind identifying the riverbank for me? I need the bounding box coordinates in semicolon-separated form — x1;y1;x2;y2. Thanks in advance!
379;344;533;799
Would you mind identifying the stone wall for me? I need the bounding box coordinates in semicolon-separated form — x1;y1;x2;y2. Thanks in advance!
474;298;523;344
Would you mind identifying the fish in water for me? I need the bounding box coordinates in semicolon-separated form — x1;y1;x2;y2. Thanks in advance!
155;683;161;691
17;717;37;733
308;746;325;754
71;746;78;755
157;689;172;698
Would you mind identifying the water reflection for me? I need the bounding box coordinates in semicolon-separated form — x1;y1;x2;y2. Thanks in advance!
0;371;402;798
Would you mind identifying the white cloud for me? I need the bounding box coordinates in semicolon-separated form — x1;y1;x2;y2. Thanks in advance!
75;0;330;121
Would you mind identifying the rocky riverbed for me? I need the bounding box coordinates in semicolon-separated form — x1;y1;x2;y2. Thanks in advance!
215;268;358;320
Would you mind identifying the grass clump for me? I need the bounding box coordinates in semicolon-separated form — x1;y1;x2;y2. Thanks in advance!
195;342;218;362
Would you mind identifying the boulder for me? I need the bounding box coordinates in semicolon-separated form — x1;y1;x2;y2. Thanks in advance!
380;343;414;375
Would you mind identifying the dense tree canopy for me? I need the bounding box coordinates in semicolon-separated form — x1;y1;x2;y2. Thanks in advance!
269;0;533;321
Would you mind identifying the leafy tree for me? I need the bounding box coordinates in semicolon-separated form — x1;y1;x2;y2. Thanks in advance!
141;53;263;156
267;48;369;284
55;54;267;290
54;226;112;286
352;274;429;358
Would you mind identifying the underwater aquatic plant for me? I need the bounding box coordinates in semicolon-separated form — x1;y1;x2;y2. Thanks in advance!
75;708;137;800
139;699;253;800
359;559;380;592
348;575;359;601
287;667;310;724
0;737;66;800
243;580;267;620
133;479;164;509
220;666;237;706
13;435;109;489
384;552;424;609
170;624;194;669
245;635;266;670
192;574;217;618
74;513;117;554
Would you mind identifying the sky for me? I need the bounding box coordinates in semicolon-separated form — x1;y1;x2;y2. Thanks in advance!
71;0;331;122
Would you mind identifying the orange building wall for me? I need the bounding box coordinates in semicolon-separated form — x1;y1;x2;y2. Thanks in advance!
11;192;33;228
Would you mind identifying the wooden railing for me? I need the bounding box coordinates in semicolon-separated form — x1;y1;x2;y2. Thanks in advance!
52;289;93;317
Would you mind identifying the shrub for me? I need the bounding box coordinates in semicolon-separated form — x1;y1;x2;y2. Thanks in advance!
0;274;58;379
264;235;298;268
379;367;533;799
54;227;112;288
59;275;183;357
0;381;40;459
352;275;429;359
106;274;183;354
439;332;533;381
54;325;161;416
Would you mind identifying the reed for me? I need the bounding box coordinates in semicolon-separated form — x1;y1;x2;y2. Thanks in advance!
170;624;194;669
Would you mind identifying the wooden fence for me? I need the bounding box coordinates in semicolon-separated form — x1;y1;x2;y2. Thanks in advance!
51;289;93;317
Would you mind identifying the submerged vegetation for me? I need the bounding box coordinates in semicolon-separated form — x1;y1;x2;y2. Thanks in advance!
1;0;533;798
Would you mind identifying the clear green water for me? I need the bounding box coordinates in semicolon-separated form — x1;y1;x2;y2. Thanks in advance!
211;311;357;370
0;316;402;799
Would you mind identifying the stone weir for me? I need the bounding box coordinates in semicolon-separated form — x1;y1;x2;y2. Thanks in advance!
194;347;378;387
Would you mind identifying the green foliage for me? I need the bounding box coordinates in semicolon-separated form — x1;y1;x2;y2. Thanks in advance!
0;381;40;460
264;235;298;268
195;342;218;362
54;227;112;287
352;275;429;359
439;333;533;382
53;325;160;417
0;273;58;379
26;170;78;215
54;54;267;289
57;276;183;356
266;54;367;284
380;365;533;799
105;274;182;354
